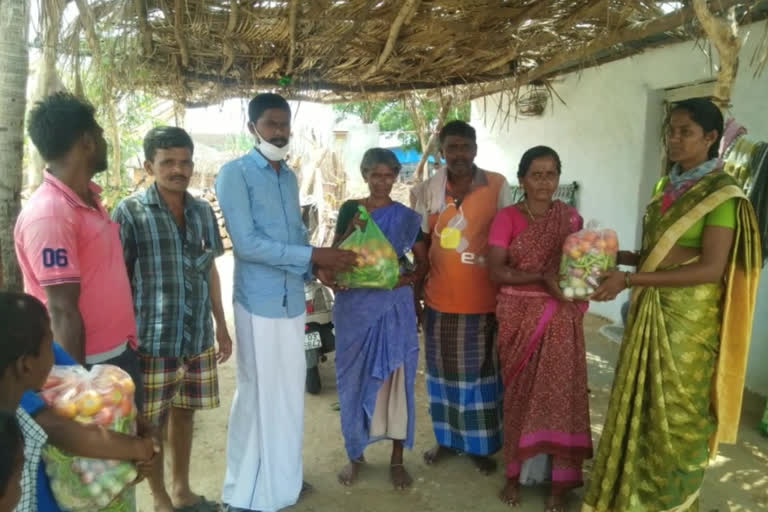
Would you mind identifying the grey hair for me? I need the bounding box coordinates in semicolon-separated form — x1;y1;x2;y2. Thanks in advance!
360;148;402;178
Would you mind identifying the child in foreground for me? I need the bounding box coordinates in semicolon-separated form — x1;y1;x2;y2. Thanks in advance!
0;292;158;512
0;411;24;512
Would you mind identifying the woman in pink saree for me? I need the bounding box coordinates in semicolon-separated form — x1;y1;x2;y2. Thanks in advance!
488;146;592;511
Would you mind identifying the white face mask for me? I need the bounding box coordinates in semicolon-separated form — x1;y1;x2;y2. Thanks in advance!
254;130;290;162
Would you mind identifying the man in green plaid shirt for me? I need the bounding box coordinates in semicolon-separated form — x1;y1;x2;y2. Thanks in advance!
113;127;231;512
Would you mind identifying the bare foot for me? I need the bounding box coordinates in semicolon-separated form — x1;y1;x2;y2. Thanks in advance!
337;459;363;486
390;464;413;491
423;445;454;465
545;492;566;512
470;455;498;475
498;480;520;506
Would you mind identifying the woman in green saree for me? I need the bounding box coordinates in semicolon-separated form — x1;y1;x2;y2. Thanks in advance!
583;98;761;511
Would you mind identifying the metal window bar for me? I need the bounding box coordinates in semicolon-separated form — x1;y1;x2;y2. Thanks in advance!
509;181;580;207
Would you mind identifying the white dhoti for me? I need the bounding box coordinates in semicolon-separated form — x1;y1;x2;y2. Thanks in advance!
222;302;306;511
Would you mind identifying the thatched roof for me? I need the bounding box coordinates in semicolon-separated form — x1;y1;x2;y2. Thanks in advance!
61;0;768;104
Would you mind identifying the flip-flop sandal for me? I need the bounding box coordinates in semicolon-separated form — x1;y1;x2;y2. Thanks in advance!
175;496;220;512
300;481;314;498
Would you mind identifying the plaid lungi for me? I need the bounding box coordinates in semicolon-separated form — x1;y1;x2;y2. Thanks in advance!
139;345;220;426
424;307;503;456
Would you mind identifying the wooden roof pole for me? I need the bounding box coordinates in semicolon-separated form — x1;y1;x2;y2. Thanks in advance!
692;0;741;109
73;0;102;65
220;0;238;74
135;0;153;56
286;0;298;75
361;0;421;80
174;0;190;67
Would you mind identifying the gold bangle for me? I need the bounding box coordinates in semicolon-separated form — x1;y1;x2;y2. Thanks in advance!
624;272;632;289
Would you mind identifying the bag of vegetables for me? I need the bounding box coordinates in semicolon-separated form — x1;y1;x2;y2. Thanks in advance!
559;223;618;300
40;365;139;511
336;206;400;289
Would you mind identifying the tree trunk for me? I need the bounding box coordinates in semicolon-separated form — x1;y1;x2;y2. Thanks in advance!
405;96;428;152
415;96;453;182
173;100;186;127
0;0;29;291
362;102;374;124
106;95;122;187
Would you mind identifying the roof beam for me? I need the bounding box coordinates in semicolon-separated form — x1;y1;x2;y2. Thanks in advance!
361;0;421;80
181;67;518;94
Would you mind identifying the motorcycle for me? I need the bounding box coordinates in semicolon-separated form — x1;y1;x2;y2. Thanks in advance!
304;281;335;394
301;201;336;394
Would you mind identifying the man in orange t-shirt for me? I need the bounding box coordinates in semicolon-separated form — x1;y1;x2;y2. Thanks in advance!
412;120;513;473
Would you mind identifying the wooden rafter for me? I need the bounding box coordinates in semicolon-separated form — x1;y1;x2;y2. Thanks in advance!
361;0;421;80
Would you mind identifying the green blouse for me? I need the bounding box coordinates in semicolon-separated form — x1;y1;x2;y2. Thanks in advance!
655;177;736;248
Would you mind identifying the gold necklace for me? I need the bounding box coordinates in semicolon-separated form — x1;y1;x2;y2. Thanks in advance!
524;200;550;220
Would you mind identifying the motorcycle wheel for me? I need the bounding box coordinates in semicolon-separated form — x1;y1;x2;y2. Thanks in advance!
306;366;322;395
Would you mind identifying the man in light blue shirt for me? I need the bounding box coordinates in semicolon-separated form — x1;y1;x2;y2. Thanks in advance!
216;93;355;512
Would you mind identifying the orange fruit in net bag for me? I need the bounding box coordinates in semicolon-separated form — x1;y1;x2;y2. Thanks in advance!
75;390;104;417
118;377;136;395
53;400;78;419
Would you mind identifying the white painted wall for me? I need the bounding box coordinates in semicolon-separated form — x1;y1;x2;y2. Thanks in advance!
472;22;768;395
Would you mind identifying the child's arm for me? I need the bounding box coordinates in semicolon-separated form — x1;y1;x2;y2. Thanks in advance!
34;408;156;462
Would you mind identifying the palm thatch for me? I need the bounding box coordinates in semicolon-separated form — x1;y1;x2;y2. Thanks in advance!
53;0;768;104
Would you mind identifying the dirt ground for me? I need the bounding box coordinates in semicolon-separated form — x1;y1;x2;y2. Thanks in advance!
137;253;768;512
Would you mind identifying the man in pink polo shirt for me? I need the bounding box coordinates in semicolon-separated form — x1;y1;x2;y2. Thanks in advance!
14;92;142;407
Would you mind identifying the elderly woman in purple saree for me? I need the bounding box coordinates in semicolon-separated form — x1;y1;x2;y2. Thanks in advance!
323;148;428;491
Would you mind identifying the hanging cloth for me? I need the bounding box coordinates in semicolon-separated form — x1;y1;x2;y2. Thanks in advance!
721;122;768;266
